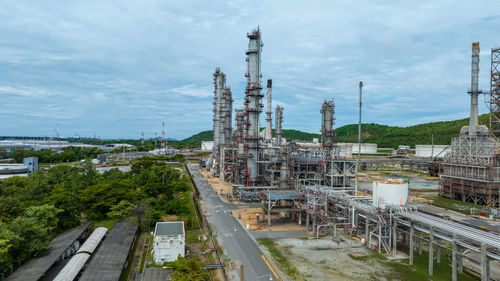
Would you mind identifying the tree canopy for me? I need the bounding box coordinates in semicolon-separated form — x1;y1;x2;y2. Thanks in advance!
0;156;193;273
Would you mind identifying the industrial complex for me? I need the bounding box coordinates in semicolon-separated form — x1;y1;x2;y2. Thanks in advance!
203;28;500;281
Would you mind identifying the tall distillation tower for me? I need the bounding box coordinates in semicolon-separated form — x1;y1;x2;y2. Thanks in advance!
212;67;226;174
320;99;335;148
264;79;273;142
275;105;283;146
244;27;264;184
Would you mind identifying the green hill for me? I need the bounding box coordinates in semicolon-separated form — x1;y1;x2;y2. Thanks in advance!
179;129;321;144
176;113;491;149
336;113;490;148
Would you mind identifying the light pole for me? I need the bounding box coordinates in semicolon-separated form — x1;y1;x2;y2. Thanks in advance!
355;80;363;195
258;274;273;280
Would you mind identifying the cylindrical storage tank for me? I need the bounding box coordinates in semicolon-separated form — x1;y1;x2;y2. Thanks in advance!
351;143;377;154
372;180;408;208
76;227;108;254
415;145;450;158
337;143;353;158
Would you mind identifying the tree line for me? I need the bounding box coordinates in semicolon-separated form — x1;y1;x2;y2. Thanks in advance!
0;155;195;273
0;147;104;163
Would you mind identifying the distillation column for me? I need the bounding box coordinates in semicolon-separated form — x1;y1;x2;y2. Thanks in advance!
320;99;335;148
223;87;233;145
212;67;226;173
235;109;245;154
264;79;273;142
275;105;283;146
469;42;480;136
244;28;264;183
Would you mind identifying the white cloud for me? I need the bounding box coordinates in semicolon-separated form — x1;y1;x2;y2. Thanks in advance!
0;0;498;138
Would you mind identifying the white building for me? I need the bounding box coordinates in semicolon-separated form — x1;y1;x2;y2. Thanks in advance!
153;221;185;264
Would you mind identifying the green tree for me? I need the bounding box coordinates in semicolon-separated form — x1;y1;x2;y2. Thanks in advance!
0;223;22;270
45;188;82;230
167;256;208;281
81;183;136;220
24;204;62;232
8;216;51;262
106;200;135;220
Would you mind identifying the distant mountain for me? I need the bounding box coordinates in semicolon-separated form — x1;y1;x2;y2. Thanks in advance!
179;129;321;144
178;113;491;149
336;113;490;148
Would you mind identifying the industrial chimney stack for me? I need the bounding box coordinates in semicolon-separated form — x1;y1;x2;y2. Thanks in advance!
469;42;481;136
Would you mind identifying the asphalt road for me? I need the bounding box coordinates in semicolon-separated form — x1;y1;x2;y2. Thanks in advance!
188;164;274;281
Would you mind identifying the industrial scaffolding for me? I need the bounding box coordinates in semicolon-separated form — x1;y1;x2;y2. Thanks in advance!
439;42;500;207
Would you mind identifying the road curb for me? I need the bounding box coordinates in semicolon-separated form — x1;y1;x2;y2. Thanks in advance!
233;216;289;281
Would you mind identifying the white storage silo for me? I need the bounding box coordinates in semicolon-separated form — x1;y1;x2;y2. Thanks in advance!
415;145;450;158
372;180;409;208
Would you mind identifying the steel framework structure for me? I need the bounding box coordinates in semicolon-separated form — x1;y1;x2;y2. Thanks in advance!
490;47;500;138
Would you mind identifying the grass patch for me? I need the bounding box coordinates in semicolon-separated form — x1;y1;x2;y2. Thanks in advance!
93;218;117;230
410;188;439;193
186;228;201;243
258;239;301;280
386;249;477;281
429;196;488;215
346;248;478;281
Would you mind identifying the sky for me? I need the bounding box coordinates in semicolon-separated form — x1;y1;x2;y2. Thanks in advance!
1;0;499;139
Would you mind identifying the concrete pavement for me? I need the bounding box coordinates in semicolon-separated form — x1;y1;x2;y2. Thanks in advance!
188;164;275;281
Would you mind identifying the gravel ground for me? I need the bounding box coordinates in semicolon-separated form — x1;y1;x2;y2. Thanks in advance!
274;237;396;281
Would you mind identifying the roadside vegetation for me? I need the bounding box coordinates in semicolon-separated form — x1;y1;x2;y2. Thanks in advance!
258;238;301;280
0;155;199;274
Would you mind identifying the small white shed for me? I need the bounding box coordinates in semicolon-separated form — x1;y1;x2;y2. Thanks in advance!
153;221;185;264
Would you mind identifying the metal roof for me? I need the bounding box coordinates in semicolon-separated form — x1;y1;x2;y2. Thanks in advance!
52;253;90;281
5;222;91;281
79;222;139;281
154;222;184;236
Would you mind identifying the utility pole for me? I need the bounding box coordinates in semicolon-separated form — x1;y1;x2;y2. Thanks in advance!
355;81;363;195
431;130;434;160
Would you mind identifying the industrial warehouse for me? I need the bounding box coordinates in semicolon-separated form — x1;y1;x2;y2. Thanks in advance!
201;27;500;281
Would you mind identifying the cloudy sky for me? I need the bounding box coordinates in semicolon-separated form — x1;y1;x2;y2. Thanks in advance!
1;1;499;139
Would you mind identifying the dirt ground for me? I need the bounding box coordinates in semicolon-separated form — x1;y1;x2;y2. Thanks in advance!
200;169;235;203
161;214;179;221
271;237;397;281
232;208;306;231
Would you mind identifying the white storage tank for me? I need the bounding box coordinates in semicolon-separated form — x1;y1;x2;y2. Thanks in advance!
337;143;353;158
415;145;450;158
351;143;377;154
201;141;214;152
372;180;409;208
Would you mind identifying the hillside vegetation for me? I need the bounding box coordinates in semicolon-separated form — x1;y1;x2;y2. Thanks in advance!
177;114;490;149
